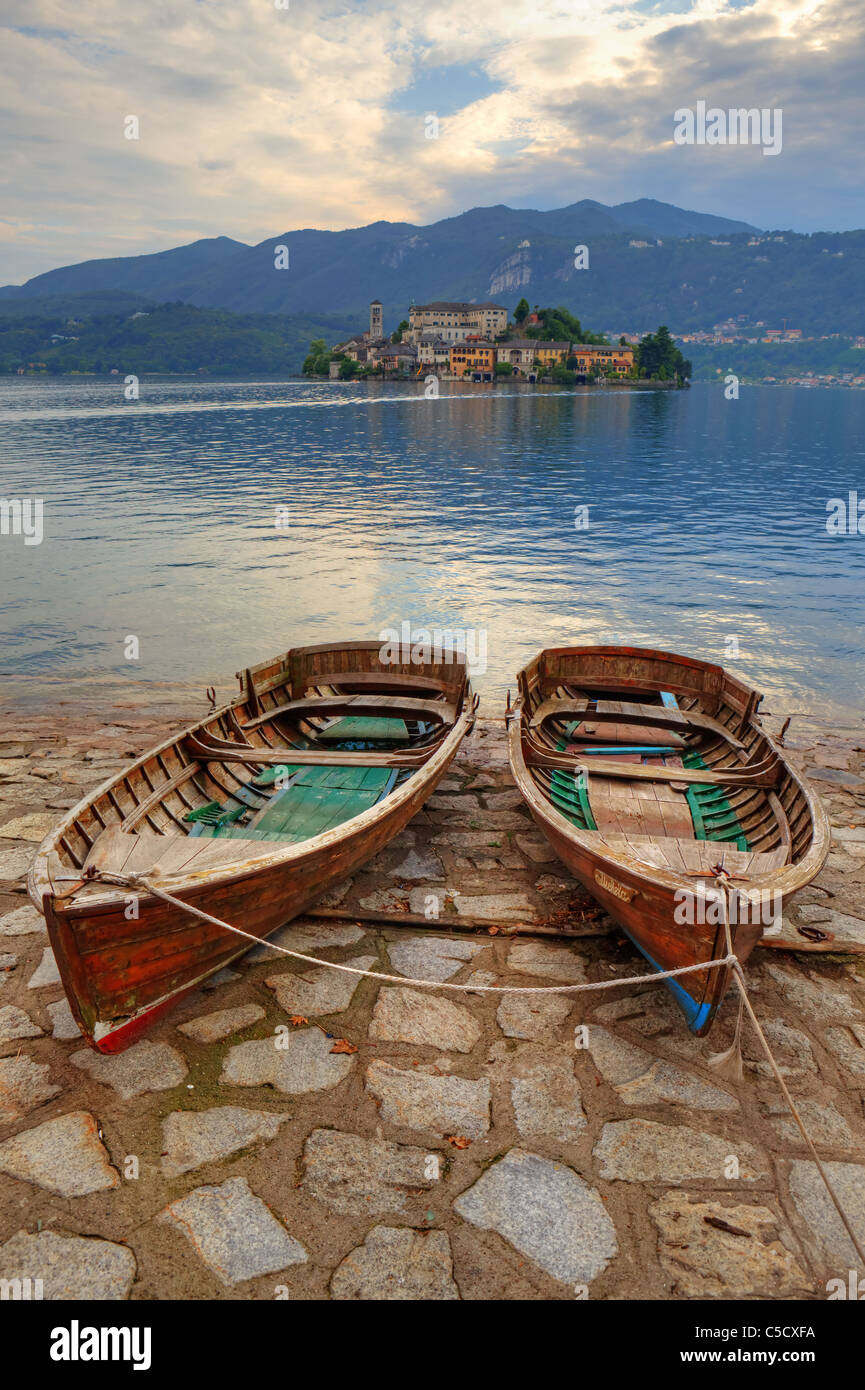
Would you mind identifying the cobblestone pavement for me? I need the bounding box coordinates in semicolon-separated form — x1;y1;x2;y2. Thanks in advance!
1;696;864;1300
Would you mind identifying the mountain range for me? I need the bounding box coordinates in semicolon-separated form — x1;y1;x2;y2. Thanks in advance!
2;199;863;336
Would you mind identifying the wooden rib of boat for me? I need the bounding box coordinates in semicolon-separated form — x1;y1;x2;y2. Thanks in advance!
28;640;477;1052
507;646;829;1035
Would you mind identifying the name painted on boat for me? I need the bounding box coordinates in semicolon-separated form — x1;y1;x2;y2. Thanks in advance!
594;869;637;902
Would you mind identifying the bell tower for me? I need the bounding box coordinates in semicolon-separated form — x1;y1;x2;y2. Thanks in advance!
369;300;383;340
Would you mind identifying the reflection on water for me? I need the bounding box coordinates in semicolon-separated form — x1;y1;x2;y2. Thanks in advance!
1;376;864;718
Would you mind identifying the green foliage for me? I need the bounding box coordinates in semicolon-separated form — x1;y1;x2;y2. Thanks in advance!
495;361;514;376
521;305;607;345
0;304;357;377
636;325;691;381
514;297;530;323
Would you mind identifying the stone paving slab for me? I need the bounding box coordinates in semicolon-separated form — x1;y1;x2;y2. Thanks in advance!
158;1176;307;1285
0;1228;136;1299
0;1111;118;1196
330;1225;459;1300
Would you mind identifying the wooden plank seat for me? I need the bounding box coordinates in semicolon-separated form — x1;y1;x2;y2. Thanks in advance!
530;697;745;750
524;743;781;788
313;672;452;695
183;728;438;769
242;694;457;732
595;832;789;878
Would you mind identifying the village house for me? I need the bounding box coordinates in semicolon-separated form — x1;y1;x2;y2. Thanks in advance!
379;342;418;375
415;335;451;369
571;344;634;377
449;341;496;379
495;339;539;374
407;301;507;344
531;341;571;368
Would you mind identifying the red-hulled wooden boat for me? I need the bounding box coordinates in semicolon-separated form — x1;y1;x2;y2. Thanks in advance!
507;645;829;1035
28;640;477;1051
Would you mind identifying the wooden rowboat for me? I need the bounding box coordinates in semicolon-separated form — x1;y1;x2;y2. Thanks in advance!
507;646;829;1035
28;640;478;1052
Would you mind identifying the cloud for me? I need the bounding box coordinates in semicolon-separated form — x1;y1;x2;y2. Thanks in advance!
0;0;862;282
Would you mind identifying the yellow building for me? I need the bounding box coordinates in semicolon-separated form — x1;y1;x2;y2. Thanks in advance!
409;302;507;344
449;341;496;378
532;341;571;368
571;345;634;377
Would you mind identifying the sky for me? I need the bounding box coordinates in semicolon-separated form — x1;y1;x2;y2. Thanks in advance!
1;0;863;283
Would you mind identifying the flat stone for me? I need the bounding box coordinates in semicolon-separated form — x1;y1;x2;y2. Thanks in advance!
766;962;861;1021
387;936;485;983
404;886;449;918
747;1018;816;1077
650;1193;808;1297
0;845;34;880
429;793;481;812
515;833;558;863
788;1159;865;1270
315;877;354;907
178;1004;265;1044
809;766;863;788
833;825;865;843
0;1111;118;1196
220;1028;354;1093
496;994;572;1042
331;1225;459;1300
0;1055;60;1123
359;887;410;913
0;758;28;774
158;1176;307;1285
0;812;56;841
47;998;81;1039
823;1025;865;1079
370;986;481;1053
484;790;525;810
766;1098;856;1149
366;1061;490;1138
588;1026;739;1111
454;1148;617;1285
506;941;587;982
27;946;61;989
453;892;535;922
389;849;443;881
0;904;46;936
265;955;376;1015
0;1228;136;1300
594;1120;769;1183
72;1040;187;1098
160;1106;289;1177
0;1004;41;1042
508;1047;587;1142
246;919;365;963
301;1128;436;1215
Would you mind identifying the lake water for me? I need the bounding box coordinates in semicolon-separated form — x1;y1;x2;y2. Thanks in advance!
1;376;864;719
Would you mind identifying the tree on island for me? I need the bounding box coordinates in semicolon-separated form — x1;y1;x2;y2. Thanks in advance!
636;326;691;382
514;298;530;325
522;306;607;346
391;319;409;344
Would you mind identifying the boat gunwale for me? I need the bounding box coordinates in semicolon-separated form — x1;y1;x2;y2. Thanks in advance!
28;660;474;915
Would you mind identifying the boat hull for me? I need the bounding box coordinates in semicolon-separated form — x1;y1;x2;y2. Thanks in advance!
30;640;474;1049
507;645;830;1035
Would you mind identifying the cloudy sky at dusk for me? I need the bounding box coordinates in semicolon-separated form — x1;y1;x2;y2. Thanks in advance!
1;0;863;282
